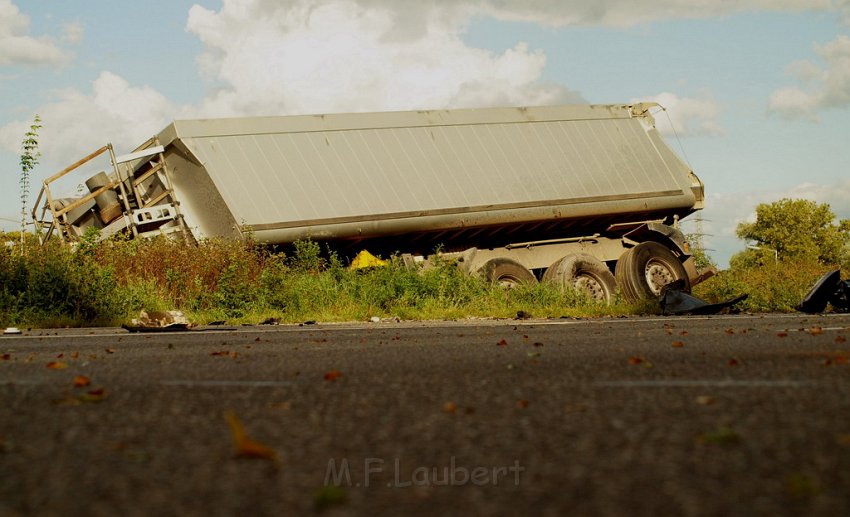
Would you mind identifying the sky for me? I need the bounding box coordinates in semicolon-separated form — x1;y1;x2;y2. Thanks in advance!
1;0;849;266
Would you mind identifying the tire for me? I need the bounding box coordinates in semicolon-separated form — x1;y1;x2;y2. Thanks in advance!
615;241;689;303
479;258;536;288
543;254;617;305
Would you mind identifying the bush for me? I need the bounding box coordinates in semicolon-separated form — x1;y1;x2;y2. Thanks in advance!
694;258;832;312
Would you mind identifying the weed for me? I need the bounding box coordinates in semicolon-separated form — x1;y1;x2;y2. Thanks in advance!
3;234;836;327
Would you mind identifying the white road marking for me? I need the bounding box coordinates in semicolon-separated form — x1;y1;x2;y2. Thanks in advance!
160;380;294;387
593;380;817;388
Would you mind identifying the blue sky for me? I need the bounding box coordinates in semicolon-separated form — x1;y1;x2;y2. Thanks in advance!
2;0;849;266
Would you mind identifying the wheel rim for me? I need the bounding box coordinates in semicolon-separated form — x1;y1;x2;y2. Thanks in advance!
644;259;676;295
574;274;606;302
497;275;524;289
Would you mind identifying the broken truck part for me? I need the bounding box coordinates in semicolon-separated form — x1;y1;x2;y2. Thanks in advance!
796;270;850;314
32;103;705;303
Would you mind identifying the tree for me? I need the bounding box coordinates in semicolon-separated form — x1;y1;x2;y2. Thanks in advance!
735;198;849;267
19;115;42;252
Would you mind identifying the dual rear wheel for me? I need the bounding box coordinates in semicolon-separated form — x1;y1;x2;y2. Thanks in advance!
477;241;691;304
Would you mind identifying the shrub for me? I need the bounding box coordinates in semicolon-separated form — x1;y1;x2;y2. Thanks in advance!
694;258;832;312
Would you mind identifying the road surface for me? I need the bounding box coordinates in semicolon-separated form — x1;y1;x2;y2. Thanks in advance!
2;313;850;516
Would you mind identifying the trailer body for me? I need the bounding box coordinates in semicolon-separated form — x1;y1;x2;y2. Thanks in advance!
33;103;706;302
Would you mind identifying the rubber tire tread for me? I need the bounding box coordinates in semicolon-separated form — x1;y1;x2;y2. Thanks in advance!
615;242;689;303
543;253;616;305
479;258;536;285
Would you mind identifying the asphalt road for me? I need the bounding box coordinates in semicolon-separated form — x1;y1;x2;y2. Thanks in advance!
2;313;850;516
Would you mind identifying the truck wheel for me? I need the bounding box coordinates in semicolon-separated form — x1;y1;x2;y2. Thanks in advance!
543;254;616;304
615;242;689;302
479;258;536;288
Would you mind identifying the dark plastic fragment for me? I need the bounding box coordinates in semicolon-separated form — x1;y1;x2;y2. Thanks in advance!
796;269;849;313
660;279;748;316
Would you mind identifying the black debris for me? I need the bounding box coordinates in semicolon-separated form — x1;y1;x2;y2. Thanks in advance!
660;279;748;316
796;269;850;314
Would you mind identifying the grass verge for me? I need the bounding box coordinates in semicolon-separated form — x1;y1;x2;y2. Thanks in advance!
1;234;840;327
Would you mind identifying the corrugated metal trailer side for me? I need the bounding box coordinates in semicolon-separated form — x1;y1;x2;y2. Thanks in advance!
156;104;703;248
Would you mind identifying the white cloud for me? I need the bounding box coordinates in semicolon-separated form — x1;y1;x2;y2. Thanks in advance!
475;0;836;27
631;92;723;136
186;0;580;117
0;0;68;65
769;34;850;118
0;72;176;173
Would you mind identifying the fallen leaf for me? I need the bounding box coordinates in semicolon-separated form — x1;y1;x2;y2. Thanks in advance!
71;352;79;359
442;401;457;414
210;351;230;356
724;328;735;335
1;354;10;361
777;332;789;338
696;395;715;406
727;358;739;366
79;388;107;402
324;369;343;381
224;411;278;461
73;375;91;387
516;399;530;409
496;339;508;347
46;361;68;370
628;356;643;365
56;353;64;359
672;341;685;348
836;335;847;344
809;327;823;336
680;331;689;336
664;329;673;336
105;348;116;354
230;351;239;359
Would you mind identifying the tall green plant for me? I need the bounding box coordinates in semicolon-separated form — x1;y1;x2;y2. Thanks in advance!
19;115;42;253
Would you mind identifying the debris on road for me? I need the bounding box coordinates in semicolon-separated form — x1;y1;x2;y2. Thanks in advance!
796;269;850;314
660;279;748;316
122;310;191;332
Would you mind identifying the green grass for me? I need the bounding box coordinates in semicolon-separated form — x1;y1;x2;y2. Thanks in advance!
0;233;841;328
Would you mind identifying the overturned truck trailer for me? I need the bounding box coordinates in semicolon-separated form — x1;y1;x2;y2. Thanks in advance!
33;103;705;303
